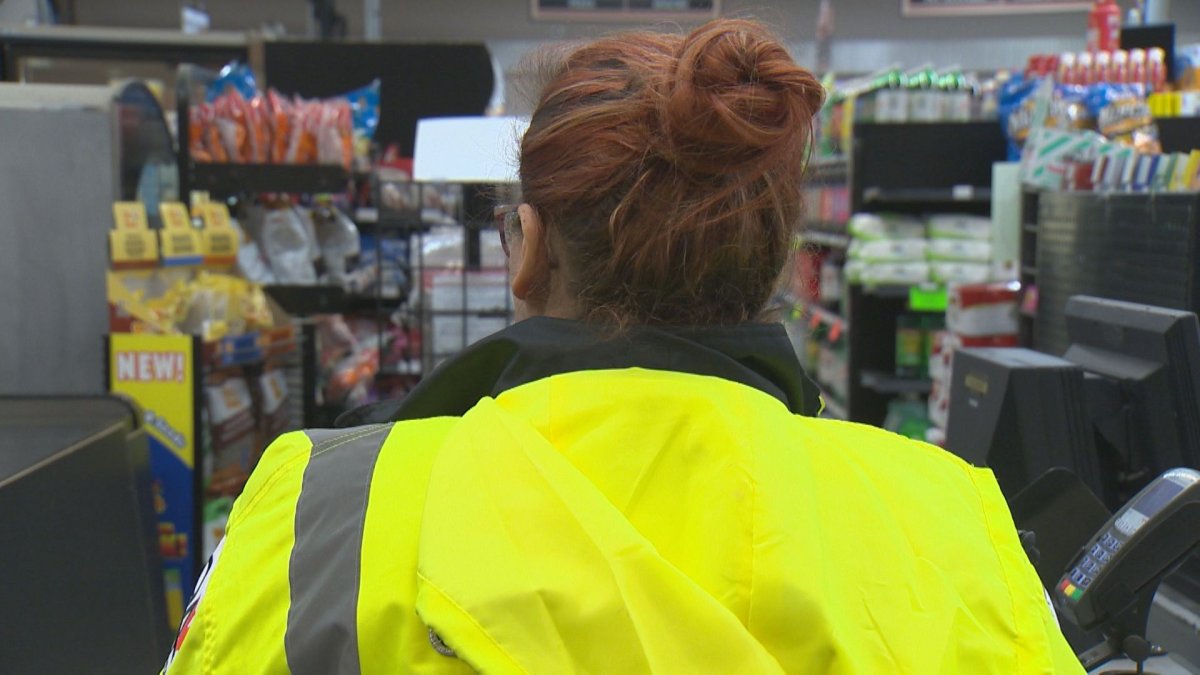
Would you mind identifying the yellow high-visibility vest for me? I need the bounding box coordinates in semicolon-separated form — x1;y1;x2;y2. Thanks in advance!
165;368;1081;673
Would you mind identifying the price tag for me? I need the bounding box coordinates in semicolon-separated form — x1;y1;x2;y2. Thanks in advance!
159;203;203;265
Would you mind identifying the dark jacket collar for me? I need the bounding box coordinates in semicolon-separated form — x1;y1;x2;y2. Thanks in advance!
336;316;822;427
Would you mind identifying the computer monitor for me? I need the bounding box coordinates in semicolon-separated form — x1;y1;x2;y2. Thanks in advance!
1062;295;1200;502
945;348;1103;500
946;295;1200;508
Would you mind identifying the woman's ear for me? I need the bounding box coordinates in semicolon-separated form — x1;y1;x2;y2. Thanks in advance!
511;204;550;305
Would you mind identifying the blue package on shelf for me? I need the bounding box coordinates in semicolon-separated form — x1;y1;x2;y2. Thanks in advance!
356;233;411;301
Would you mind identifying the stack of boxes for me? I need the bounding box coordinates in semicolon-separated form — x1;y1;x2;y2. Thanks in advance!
926;282;1021;446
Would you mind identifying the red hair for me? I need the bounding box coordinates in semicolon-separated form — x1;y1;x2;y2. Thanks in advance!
519;19;824;326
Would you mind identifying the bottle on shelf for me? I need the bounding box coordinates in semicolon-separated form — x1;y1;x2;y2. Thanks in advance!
895;313;925;379
883;394;932;440
1087;0;1121;53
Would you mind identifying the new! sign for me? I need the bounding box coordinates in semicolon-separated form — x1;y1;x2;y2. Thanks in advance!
115;350;188;383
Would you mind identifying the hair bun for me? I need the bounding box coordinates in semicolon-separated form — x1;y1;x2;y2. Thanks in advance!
660;20;824;177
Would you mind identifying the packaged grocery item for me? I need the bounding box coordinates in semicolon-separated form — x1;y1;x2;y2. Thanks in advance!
1021;127;1106;190
267;90;292;163
859;262;929;286
189;105;216;163
1170;152;1197;192
204;375;256;499
205;62;257;103
257;367;291;442
927;239;992;263
895;314;925;377
212;91;251;163
999;74;1046;161
354;233;410;299
926;214;991;241
285;100;320;165
931;262;991;285
312;202;362;287
338;79;382;166
883;394;931;440
325;346;379;409
261;207;319;284
235;222;278;284
1086;83;1159;153
842;260;866;284
1048;84;1094;132
246;94;271;163
947;282;1020;337
847;212;925;240
851;239;928;263
316;99;354;168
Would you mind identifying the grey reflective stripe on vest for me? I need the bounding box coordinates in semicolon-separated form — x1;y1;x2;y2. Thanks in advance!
285;424;391;675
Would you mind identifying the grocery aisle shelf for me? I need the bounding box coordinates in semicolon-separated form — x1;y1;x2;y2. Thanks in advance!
860;369;933;395
862;186;991;205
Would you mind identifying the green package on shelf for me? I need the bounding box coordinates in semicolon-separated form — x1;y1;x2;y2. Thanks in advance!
909;285;948;312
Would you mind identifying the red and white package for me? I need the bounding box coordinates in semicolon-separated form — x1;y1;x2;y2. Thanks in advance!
947;282;1020;338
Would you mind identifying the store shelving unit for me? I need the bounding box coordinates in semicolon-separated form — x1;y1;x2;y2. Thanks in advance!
860;369;933;395
1019;117;1200;350
185;163;350;200
1018;189;1041;346
843;121;1006;426
1032;191;1200;355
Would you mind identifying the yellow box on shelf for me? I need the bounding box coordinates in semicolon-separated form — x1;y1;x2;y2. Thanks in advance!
199;202;239;267
110;201;158;270
159;202;204;267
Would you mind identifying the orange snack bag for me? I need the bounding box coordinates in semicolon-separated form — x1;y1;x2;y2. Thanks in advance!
267;90;292;163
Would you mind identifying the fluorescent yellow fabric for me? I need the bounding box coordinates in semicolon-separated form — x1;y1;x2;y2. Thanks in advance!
169;368;1082;674
167;430;313;674
357;420;475;674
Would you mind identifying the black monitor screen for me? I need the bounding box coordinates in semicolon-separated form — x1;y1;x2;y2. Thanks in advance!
1064;296;1200;497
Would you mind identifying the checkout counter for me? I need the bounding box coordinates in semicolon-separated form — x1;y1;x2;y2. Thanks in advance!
0;396;170;673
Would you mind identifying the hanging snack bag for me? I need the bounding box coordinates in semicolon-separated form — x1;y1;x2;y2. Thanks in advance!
337;79;381;164
204;374;256;499
317;99;354;168
189;104;214;162
286;100;320;165
205;61;258;104
257;367;292;447
262;207;319;284
247;94;271;163
267;90;293;163
213;92;251;163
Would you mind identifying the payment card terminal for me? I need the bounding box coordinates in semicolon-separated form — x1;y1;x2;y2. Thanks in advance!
1054;468;1200;631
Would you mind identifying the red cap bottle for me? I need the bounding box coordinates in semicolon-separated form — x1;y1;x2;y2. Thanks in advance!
1087;0;1121;53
